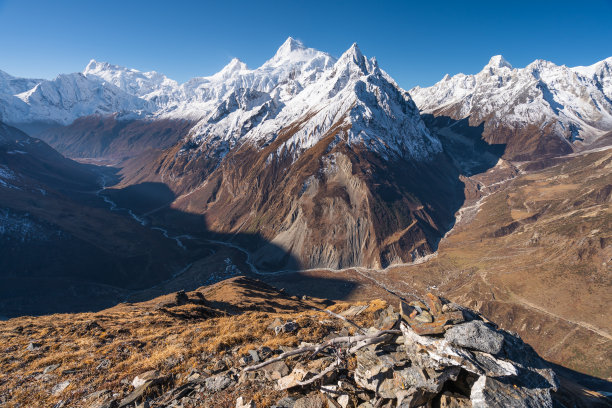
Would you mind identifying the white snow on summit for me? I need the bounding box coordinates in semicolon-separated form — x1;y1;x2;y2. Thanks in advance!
410;55;612;142
184;41;440;161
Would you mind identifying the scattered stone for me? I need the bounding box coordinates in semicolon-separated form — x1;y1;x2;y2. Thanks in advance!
26;342;41;351
52;381;70;395
268;317;284;331
273;396;297;408
119;376;169;408
132;370;160;388
336;394;351;408
294;394;325;408
239;355;252;366
262;360;290;380
43;363;61;374
175;290;188;305
340;304;368;317
204;372;236;392
96;359;111;370
373;305;399;330
275;321;299;335
248;349;260;363
444;320;505;354
236;396;255;408
277;365;311;390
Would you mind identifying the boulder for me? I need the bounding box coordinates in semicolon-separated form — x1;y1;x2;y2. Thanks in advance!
444;321;504;354
204;372;236;392
273;396;296;408
132;370;160;388
294;394;325;408
262;360;290;381
470;375;554;408
277;365;310;390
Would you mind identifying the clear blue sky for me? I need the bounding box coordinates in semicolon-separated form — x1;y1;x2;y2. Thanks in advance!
1;0;611;89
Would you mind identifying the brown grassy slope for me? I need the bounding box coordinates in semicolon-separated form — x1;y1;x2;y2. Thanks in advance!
315;148;611;379
0;277;389;408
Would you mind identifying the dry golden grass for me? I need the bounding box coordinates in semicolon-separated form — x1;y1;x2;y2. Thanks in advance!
0;277;387;408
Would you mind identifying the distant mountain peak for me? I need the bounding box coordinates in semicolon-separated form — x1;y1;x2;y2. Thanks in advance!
484;55;513;70
212;58;248;80
336;42;369;74
276;36;305;54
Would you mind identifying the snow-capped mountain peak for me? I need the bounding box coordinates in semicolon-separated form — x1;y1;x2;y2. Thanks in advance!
410;54;612;150
211;58;249;80
484;55;513;70
334;43;370;75
274;36;306;57
183;41;441;162
82;60;178;99
261;37;335;70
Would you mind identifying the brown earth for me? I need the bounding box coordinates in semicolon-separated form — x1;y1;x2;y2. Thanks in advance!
0;276;608;408
115;113;474;272
290;148;611;381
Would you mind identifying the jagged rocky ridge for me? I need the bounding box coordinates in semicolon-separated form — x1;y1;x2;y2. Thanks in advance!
78;284;560;408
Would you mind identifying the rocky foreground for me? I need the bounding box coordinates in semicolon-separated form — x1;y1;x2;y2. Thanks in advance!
0;277;608;407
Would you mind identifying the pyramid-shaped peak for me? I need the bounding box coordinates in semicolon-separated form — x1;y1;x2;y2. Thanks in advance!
336;43;369;74
223;58;248;72
214;57;248;79
485;55;512;70
274;37;306;57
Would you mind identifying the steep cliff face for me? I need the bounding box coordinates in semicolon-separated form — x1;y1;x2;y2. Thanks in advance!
114;42;462;271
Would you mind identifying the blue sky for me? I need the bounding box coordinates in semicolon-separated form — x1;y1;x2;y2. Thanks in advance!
1;0;611;89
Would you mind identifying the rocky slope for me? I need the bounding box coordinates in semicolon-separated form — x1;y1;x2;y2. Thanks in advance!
292;146;611;383
2;276;604;408
115;41;464;271
410;55;612;159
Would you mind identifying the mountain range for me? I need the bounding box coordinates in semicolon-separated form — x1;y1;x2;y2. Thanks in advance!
0;38;610;384
3;38;609;272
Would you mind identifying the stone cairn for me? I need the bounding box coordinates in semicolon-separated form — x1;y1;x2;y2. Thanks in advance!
100;294;559;408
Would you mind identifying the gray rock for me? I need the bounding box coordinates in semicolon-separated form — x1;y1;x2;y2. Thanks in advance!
262;360;290;380
52;381;70;395
414;310;433;323
394;365;460;394
470;375;554;408
248;349;260;363
273;396;296;408
444;321;504;354
43;363;61;374
353;348;399;398
96;359;111;370
203;373;236;392
118;376;170;408
294;394;325;408
132;370;159;388
26;342;41;351
275;321;299;335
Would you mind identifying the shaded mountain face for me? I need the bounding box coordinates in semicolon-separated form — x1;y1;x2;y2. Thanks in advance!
116;41;472;271
410;56;612;159
34;115;195;160
0;122;190;316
